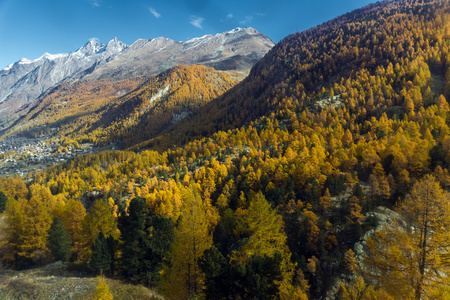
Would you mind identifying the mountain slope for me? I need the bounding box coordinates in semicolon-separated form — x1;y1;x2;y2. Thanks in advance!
88;65;247;148
84;27;274;82
5;77;143;139
139;0;450;151
0;27;273;129
1;1;450;299
7;65;245;147
0;39;125;108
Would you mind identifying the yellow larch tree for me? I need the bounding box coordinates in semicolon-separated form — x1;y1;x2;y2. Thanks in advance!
80;199;119;262
364;175;450;299
60;199;86;261
4;185;56;265
232;191;307;299
342;129;354;147
92;275;113;300
3;197;25;264
163;184;213;300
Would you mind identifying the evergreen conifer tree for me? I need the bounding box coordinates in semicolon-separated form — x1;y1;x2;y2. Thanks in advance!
200;246;284;299
89;232;112;275
0;191;7;213
119;197;174;285
47;216;72;262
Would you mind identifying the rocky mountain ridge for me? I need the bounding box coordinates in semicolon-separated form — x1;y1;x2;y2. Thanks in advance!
0;27;274;129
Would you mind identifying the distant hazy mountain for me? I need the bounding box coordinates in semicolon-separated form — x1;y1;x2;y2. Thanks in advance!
0;27;274;128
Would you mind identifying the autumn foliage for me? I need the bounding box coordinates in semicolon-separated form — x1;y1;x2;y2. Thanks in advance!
0;0;450;299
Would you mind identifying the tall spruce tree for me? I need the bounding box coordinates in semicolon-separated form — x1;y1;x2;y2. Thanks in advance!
118;197;174;285
199;246;231;299
47;216;72;262
89;232;112;275
199;246;284;299
0;191;7;213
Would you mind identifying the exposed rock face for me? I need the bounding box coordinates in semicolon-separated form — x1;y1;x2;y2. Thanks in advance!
0;27;274;128
85;27;274;81
0;38;127;128
0;39;125;103
354;206;402;265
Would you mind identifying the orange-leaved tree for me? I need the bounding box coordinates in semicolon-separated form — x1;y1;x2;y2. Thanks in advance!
162;184;213;299
364;175;450;299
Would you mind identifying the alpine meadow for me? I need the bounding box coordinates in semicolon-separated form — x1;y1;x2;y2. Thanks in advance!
0;0;450;299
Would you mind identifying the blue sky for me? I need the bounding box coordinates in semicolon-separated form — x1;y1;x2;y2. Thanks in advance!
0;0;376;69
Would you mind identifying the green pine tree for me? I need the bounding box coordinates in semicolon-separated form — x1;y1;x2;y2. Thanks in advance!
118;197;174;285
200;246;284;299
89;232;112;275
242;253;284;299
48;216;72;262
0;191;8;213
199;246;230;299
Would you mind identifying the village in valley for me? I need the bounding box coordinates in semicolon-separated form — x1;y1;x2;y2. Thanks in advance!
0;135;96;178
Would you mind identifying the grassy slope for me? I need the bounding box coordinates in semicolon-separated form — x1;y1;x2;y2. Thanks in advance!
0;262;161;300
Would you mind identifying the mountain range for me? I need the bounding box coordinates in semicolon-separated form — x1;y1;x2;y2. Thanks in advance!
0;27;273;129
0;0;450;299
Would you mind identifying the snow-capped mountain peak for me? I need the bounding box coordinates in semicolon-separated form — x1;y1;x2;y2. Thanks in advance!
185;34;214;44
18;57;33;65
104;37;128;53
227;27;244;34
130;39;150;50
76;39;105;56
0;28;274;128
39;52;68;61
221;27;259;37
3;63;14;71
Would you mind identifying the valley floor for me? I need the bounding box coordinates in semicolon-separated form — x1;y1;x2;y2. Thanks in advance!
0;135;96;178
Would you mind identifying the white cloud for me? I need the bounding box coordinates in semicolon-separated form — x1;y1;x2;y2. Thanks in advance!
87;0;102;7
239;15;253;25
149;7;161;18
226;13;233;19
190;16;204;29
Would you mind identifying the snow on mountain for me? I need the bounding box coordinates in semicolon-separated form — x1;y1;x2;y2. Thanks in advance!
0;28;274;128
129;39;150;50
39;53;68;61
85;27;274;81
185;34;214;45
18;58;34;64
0;37;129;105
75;39;104;57
2;64;14;71
104;37;128;53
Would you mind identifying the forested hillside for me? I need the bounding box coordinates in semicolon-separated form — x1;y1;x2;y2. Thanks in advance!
87;65;246;148
141;0;450;151
4;77;143;139
6;65;245;149
1;0;450;299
